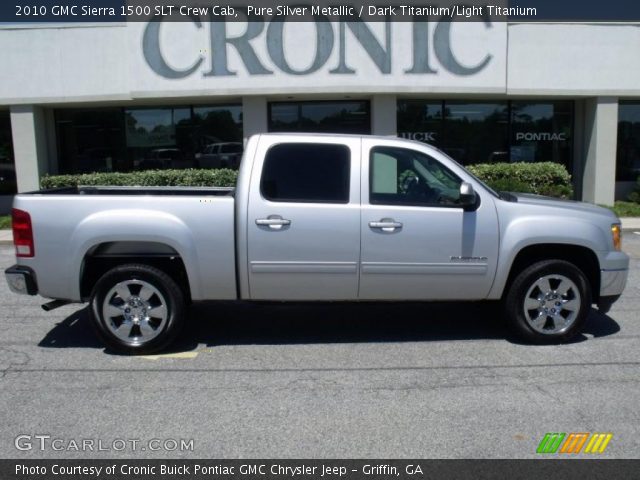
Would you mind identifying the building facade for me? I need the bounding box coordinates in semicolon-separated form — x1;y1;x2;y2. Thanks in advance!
1;19;639;204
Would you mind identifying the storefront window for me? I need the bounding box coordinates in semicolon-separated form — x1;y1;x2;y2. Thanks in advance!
617;102;640;182
397;101;443;144
192;106;243;150
56;105;242;173
56;108;126;174
511;101;573;171
0;110;16;194
125;107;193;169
443;102;509;165
397;100;574;171
269;101;371;134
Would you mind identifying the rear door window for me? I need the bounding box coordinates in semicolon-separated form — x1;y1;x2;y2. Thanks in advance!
261;143;350;203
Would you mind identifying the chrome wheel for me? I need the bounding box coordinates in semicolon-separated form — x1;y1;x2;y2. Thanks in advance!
523;274;581;334
102;280;168;345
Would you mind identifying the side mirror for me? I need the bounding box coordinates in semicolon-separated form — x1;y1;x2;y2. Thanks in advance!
460;182;477;211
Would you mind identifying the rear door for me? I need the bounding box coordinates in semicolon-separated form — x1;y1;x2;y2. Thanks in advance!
247;136;361;300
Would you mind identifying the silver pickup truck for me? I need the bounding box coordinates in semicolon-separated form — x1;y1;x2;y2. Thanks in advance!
5;133;629;353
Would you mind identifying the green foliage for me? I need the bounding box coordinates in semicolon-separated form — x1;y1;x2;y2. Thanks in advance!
468;162;573;199
40;163;574;200
40;169;239;189
0;215;10;229
607;201;640;217
628;176;640;203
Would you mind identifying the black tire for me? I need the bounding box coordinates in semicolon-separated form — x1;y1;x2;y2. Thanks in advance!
504;259;592;344
90;264;186;354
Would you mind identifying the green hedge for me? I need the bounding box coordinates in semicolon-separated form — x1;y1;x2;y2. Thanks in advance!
468;162;573;199
628;176;640;203
40;162;573;199
40;169;239;189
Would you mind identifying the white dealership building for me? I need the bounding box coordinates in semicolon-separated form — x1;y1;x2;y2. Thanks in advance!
0;18;639;205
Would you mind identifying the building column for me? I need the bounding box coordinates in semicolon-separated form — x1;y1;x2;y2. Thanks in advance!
371;94;397;136
242;96;268;144
45;109;58;175
10;105;49;192
582;97;618;206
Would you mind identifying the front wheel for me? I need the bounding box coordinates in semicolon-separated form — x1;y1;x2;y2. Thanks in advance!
90;264;186;354
504;260;592;344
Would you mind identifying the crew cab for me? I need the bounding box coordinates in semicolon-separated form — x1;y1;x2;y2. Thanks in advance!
5;134;629;353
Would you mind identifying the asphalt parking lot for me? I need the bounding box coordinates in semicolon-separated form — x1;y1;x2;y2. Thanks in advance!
0;234;639;459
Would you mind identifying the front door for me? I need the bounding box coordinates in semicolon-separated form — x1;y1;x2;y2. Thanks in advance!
359;140;499;300
247;137;361;300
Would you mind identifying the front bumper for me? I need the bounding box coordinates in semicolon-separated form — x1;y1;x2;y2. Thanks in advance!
599;250;629;298
600;269;628;298
5;265;38;295
596;251;629;313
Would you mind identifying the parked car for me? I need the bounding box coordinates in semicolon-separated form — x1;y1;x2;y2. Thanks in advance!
196;142;243;169
138;148;194;169
5;134;629;353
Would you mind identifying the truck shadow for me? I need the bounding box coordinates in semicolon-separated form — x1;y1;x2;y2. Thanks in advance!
37;301;621;353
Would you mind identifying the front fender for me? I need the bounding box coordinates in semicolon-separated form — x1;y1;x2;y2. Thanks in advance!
488;216;608;299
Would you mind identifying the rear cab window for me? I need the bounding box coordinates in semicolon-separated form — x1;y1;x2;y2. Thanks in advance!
261;143;350;203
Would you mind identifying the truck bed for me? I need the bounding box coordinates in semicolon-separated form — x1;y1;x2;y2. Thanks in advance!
12;186;238;302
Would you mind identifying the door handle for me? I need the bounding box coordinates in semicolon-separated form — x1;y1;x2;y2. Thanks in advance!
369;219;403;232
256;216;291;230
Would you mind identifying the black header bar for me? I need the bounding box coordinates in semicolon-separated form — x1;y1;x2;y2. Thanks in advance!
2;0;640;23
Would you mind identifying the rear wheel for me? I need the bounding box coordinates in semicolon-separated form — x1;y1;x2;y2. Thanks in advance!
504;260;591;344
90;264;185;354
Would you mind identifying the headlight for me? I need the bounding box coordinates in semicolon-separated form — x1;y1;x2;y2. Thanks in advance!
611;224;622;251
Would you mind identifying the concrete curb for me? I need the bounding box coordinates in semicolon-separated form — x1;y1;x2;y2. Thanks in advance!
620;218;640;232
0;229;12;246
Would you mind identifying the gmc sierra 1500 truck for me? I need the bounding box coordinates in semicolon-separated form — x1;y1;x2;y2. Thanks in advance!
5;134;629;353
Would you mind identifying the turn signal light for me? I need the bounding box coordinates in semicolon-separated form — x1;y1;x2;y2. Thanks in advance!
12;208;34;258
611;224;621;252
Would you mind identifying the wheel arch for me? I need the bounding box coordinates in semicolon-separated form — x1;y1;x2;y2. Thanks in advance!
80;241;191;302
502;244;601;303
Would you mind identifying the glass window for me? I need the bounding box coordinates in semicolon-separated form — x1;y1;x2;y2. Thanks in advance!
443;102;509;165
221;144;242;154
261;143;350;203
370;146;462;207
269;101;371;134
0;111;16;194
617;102;640;182
510;101;573;170
125;107;194;170
269;104;301;132
192;105;243;166
397;100;575;174
56;108;126;174
397;100;443;144
56;104;242;174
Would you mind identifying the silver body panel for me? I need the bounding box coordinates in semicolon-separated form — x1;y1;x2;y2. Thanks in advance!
358;137;500;300
245;135;362;300
11;194;237;301
8;133;629;304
